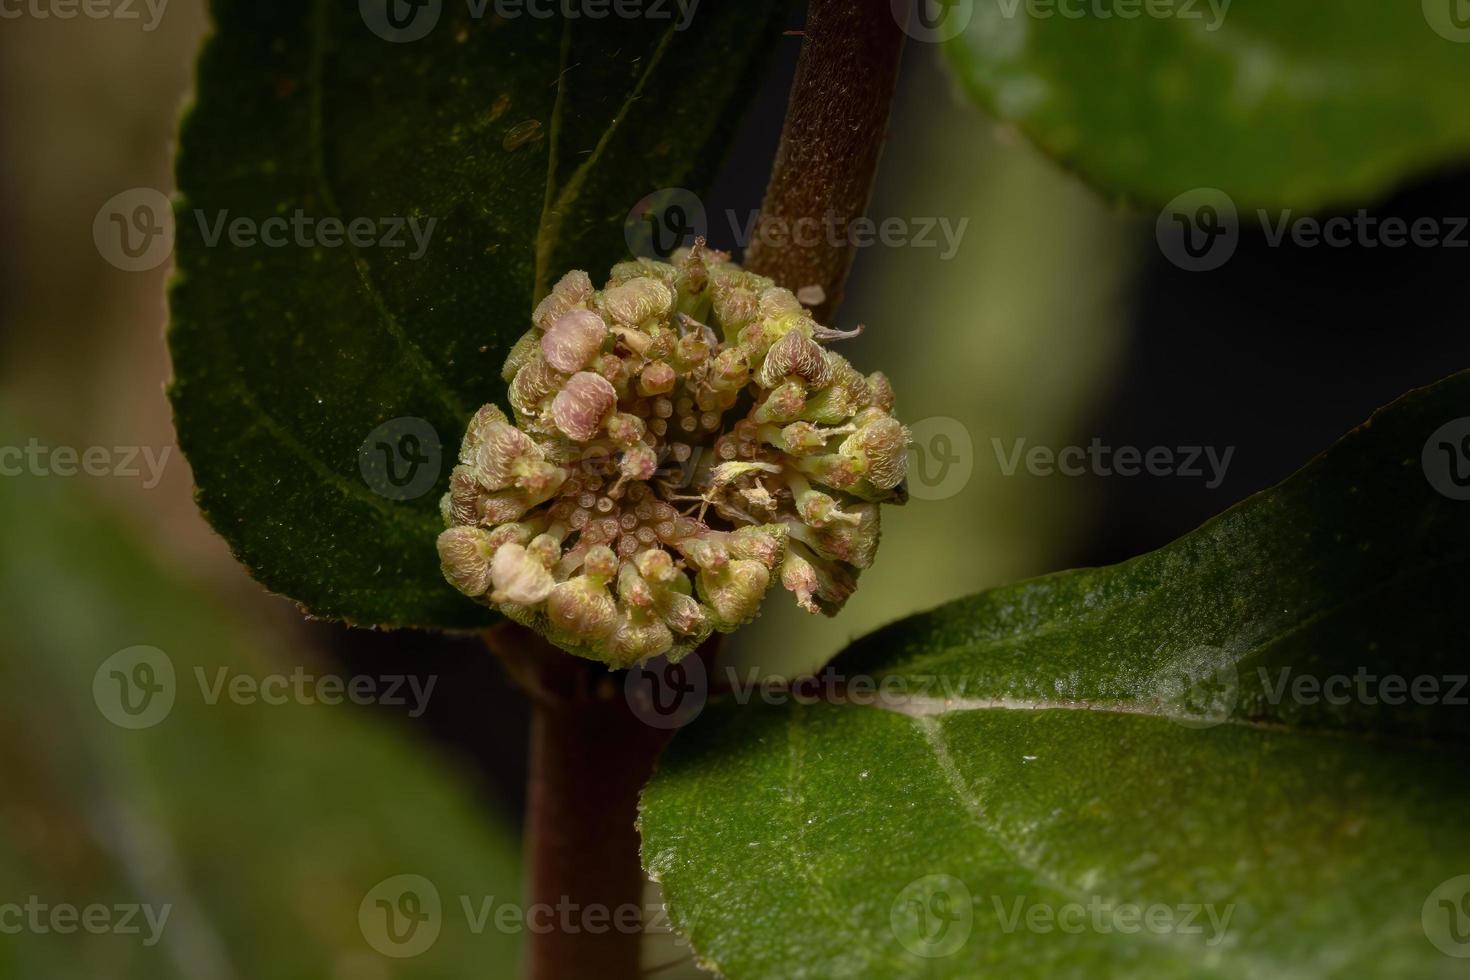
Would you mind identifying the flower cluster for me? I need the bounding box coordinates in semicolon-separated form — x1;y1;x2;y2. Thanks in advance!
437;244;910;667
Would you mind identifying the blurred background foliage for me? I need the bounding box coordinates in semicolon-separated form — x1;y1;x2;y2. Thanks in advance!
3;1;1470;976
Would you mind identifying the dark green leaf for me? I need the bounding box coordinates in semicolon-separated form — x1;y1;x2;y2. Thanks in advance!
944;1;1470;208
168;0;783;628
0;429;521;977
642;372;1470;978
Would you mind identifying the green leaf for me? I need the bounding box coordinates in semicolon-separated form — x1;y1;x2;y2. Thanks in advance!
943;1;1470;208
641;372;1470;978
0;425;521;977
168;0;783;628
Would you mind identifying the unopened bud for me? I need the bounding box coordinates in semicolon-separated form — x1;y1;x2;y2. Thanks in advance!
491;543;555;605
552;371;617;441
542;309;608;373
438;526;494;596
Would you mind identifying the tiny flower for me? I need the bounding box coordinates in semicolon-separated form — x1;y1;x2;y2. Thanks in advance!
437;246;911;667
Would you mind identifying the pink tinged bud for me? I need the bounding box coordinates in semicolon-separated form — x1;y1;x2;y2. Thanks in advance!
610;609;674;666
438;526;494;596
797;452;862;491
676;332;710;367
527;533;561;568
659;591;710;636
806;504;880;569
509;354;566;420
780;550;822;615
846;416;911;491
728;524;787;569
712;286;758;331
582;544;618;582
711;347;750;389
469;419;538;490
490;543;555;605
547;576;618;644
460;404;511;465
778;421;827;455
634;547;678;586
795;488;860;529
480;488;536;524
756;329;832;389
501;330;541;383
866;371;896;412
618;561;655;608
620;444;659;482
699;559;770;628
605;412;647;446
541;309;608;373
595;353;627;385
758;287;803;320
551;371;617;442
446;466;482;525
601;277;673;327
637;360;676;396
753;381;806;425
679;536;729;572
533;269;594;331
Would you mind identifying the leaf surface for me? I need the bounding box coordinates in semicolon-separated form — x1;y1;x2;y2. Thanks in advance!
642;372;1470;978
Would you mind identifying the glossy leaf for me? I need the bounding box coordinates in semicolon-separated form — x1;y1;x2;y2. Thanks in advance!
641;372;1470;978
168;0;783;627
944;1;1470;208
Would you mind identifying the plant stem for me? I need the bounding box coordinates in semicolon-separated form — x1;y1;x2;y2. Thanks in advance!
486;622;694;980
742;0;907;322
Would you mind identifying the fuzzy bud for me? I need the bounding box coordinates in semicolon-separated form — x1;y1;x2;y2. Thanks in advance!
552;371;617;441
541;309;608;373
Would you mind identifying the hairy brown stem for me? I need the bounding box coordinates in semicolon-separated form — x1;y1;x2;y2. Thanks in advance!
487;622;716;980
743;0;907;322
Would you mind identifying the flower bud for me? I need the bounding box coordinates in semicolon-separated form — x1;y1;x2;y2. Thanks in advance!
638;360;676;396
541;309;608;373
533;270;594;331
606;412;647;445
490;543;555;605
698;559;770;628
756;329;831;389
438;526;494;596
620;444;659;482
610;609;674;666
552;371;617;441
601;277;673;327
